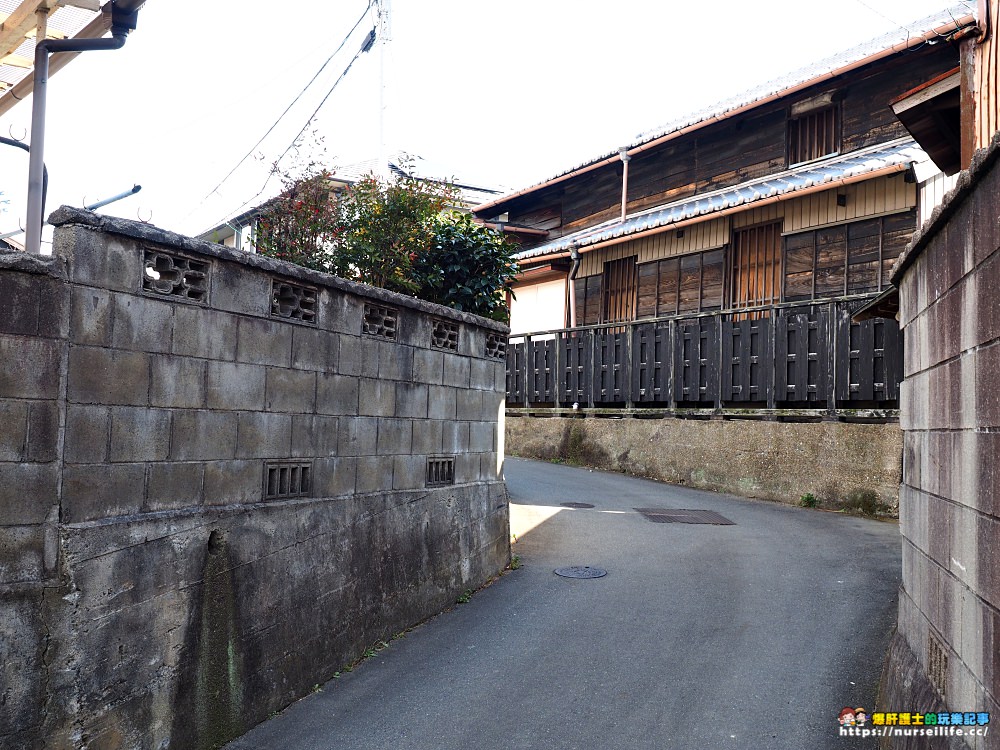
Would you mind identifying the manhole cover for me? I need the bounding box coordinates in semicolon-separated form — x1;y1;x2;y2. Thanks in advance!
560;502;595;509
554;566;608;579
634;508;735;525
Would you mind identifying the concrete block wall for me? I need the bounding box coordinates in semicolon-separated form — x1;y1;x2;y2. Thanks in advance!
880;136;1000;749
0;208;509;750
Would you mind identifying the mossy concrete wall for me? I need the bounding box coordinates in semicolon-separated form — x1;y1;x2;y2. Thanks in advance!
506;415;902;510
0;208;509;750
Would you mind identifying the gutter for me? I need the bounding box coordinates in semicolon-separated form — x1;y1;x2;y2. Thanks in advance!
474;13;975;216
520;161;911;263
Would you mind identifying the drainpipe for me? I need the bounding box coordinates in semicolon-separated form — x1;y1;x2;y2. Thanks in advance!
24;0;144;255
619;146;630;222
568;242;581;329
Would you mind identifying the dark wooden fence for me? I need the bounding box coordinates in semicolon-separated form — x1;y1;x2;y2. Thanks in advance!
506;299;901;416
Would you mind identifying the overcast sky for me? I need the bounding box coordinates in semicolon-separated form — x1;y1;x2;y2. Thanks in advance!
0;0;972;246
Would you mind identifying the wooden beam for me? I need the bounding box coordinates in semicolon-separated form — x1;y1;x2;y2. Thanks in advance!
0;53;34;68
59;0;100;10
0;1;51;59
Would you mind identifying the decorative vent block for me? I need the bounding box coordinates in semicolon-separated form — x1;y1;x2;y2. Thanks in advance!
264;461;312;500
485;332;507;360
928;634;948;697
271;279;317;324
431;319;460;351
363;303;397;339
142;250;209;302
426;456;456;487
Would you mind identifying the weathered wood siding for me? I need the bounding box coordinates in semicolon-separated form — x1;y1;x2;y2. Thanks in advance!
970;0;1000;155
496;44;954;244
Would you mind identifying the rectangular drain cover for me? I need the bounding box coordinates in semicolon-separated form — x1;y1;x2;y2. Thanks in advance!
634;508;735;525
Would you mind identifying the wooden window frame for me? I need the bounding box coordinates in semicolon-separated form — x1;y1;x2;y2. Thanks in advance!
728;221;784;318
601;255;638;323
788;104;841;166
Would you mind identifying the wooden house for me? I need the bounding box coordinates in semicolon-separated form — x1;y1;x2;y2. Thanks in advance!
476;6;978;418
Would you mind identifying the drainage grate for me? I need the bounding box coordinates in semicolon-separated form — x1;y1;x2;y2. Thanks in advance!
560;502;595;509
264;462;312;500
634;508;735;525
554;566;607;579
426;456;456;487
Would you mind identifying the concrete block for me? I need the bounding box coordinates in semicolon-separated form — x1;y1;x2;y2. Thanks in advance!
26;402;59;462
62;463;144;523
65;228;143;292
378;341;413;381
64;405;110;463
338;417;378;457
456;389;483;421
237;411;292;458
292;326;337;372
395;382;428;419
318;289;362;335
413;348;444;385
204;459;262;506
172;305;238;360
313;456;357;498
291;415;338;458
392;455;426;490
211;261;272;316
442;353;471;388
0;401;28;461
470;358;495;391
427;386;457;420
0;464;58;524
480;452;500;481
411;420;442;454
0;272;40;336
67;346;148;405
441;421;471;454
0;335;62;400
976;342;1000;428
110;407;171;462
338;335;379;378
470;422;495;453
376;418;412;455
111;294;174;353
456;452;480;484
317;373;359;415
237;316;292;367
34;276;68;340
265;368;317;413
145;462;205;511
149;355;206;408
0;526;45;584
169;411;238;461
358;378;395;417
482;391;504;423
356;455;394;494
206;360;266;411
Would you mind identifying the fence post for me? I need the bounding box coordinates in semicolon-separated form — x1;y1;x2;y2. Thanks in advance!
522;334;531;409
825;302;837;419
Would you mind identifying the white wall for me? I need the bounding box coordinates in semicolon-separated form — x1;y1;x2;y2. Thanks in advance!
509;278;566;336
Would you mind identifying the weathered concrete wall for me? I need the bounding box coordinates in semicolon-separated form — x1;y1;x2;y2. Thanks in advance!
0;208;509;750
879;135;1000;749
506;415;902;510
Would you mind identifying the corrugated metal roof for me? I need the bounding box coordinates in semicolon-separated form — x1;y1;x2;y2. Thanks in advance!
516;138;925;260
478;3;975;214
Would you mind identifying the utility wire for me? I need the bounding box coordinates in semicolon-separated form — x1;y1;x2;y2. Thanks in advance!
197;0;374;206
203;28;377;231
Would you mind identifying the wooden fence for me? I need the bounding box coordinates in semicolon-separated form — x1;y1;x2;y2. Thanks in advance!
506;299;901;418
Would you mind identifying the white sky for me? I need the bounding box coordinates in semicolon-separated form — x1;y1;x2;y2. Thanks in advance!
0;0;968;247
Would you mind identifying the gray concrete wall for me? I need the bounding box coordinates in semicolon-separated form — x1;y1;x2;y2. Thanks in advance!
0;208;509;750
506;415;902;510
879;135;1000;749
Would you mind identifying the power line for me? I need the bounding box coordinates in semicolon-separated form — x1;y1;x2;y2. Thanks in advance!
197;0;374;206
202;28;377;232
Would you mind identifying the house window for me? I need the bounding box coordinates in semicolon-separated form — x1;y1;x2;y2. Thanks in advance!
602;256;637;323
730;222;782;317
789;105;840;164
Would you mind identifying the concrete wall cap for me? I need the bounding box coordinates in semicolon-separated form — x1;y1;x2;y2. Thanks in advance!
48;206;510;334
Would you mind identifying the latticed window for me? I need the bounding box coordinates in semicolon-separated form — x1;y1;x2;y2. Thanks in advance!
730;222;782;318
789;105;840;164
601;255;637;323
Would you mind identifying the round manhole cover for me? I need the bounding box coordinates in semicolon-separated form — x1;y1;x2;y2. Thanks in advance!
554;566;608;579
560;502;595;509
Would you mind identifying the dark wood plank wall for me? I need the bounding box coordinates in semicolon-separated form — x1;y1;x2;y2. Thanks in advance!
498;45;956;247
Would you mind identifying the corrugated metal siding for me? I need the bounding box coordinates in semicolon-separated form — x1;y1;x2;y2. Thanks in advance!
576;176;915;277
974;0;1000;151
918;170;960;225
578;218;730;276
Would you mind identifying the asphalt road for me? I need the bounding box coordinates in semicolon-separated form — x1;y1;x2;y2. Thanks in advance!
226;458;901;750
